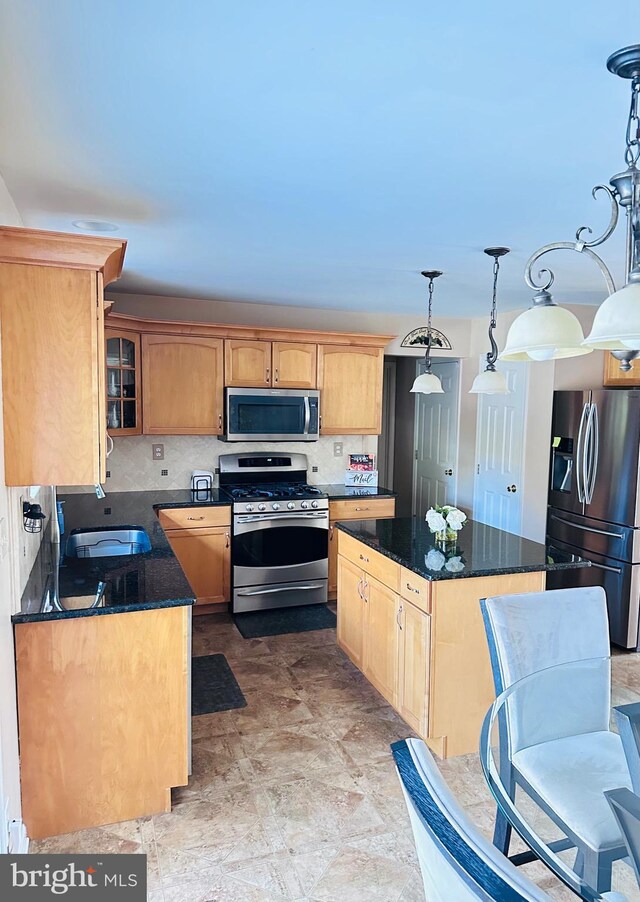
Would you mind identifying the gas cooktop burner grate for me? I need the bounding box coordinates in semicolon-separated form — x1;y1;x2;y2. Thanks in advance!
225;483;325;501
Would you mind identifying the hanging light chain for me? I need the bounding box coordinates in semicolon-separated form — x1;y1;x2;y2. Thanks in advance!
625;75;640;166
483;247;509;370
420;270;442;375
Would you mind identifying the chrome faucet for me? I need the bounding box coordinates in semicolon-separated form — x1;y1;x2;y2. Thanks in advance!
95;484;106;500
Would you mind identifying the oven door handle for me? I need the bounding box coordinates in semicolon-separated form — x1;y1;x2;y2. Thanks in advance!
236;584;324;597
236;512;328;523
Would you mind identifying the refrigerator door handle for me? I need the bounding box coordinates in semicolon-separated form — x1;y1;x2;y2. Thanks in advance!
585;403;599;505
576;402;589;503
548;513;625;539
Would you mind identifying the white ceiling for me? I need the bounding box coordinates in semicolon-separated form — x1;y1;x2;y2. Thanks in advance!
0;1;636;316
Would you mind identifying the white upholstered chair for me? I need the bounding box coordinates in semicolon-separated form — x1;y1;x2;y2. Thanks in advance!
481;586;632;893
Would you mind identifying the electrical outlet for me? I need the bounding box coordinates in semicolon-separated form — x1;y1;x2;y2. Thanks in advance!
333;442;343;457
152;444;164;461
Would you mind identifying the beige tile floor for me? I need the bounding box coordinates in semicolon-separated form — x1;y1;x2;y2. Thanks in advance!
31;615;640;901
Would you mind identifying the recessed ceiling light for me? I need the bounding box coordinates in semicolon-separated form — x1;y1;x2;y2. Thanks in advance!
71;219;119;232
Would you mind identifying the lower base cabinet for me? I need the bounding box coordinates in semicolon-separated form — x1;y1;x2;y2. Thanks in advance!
164;526;230;606
397;600;431;736
363;575;400;708
328;497;396;598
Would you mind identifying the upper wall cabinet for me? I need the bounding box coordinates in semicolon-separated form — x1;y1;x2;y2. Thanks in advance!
225;339;317;388
142;335;224;435
0;227;126;486
225;340;271;387
318;345;384;434
105;328;142;435
272;342;317;388
604;352;640;386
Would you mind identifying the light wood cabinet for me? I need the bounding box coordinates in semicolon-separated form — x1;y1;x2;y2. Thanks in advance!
0;228;126;486
337;530;547;758
318;345;384;434
272;341;317;388
363;575;399;707
164;526;230;606
336;555;365;668
328;497;396;598
105;328;142;435
604;352;640;386
225;339;317;388
15;605;190;839
225;339;272;387
142;335;224;434
397;600;431;736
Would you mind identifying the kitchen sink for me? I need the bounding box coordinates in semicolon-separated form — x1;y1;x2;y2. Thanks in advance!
65;527;152;558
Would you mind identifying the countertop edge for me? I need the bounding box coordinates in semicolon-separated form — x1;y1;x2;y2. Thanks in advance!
335;521;591;581
12;595;196;625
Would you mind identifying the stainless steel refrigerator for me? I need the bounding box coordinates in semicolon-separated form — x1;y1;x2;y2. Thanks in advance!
546;389;640;649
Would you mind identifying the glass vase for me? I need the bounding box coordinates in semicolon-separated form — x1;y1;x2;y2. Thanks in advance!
434;527;458;548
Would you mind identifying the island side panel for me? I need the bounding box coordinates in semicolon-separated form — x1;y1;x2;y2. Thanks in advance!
15;605;189;839
427;571;546;759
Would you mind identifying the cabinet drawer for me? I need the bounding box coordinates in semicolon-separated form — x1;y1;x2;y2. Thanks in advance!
400;567;432;614
337;531;399;592
157;506;231;530
329;497;395;521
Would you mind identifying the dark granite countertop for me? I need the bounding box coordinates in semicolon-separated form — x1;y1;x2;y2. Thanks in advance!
13;491;205;624
316;484;395;501
336;517;589;581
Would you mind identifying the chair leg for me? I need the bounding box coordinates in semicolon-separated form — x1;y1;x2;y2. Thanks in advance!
574;846;612;894
493;808;512;856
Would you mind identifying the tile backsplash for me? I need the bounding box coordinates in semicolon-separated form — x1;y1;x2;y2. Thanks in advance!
62;434;379;493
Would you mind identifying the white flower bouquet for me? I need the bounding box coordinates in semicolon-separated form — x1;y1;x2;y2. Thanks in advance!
425;504;467;545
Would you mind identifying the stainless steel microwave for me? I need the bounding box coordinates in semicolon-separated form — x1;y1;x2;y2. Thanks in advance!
224;388;320;442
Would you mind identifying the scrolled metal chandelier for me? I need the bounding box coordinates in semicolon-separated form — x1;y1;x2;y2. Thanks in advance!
501;44;640;368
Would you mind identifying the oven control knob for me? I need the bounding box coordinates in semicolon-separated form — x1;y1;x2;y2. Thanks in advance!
246;504;254;512
258;503;267;511
272;503;280;510
300;501;309;509
311;500;319;509
287;502;295;510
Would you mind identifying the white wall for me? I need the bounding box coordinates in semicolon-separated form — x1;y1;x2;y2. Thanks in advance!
0;172;49;848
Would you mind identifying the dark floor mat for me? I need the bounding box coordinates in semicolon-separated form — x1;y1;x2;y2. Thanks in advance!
233;603;337;638
191;653;247;715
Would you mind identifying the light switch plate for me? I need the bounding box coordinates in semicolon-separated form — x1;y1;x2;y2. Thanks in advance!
152;444;164;460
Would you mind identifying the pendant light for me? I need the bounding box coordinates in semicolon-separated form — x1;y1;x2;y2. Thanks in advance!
470;248;510;393
410;270;444;393
503;44;640;367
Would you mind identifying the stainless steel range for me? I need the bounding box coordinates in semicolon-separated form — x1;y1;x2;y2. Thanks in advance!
219;453;329;613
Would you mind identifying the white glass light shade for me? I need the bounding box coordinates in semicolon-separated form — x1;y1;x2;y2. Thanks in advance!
469;369;509;394
499;302;592;361
410;372;444;393
583;280;640;350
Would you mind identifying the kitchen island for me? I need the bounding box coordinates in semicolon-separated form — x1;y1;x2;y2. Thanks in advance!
336;517;588;758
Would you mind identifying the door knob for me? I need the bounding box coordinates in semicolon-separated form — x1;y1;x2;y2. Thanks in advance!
444;468;453;476
507;484;518;493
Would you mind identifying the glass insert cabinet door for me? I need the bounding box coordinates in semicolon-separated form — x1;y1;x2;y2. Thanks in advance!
105;329;142;435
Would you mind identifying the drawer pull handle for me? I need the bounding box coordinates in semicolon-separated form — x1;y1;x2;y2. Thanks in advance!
406;582;419;593
187;516;205;521
359;553;369;562
355;507;369;511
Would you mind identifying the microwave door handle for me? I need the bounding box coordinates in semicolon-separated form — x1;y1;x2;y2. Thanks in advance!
303;396;311;435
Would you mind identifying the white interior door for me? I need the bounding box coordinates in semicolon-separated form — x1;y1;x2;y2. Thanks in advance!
473;359;528;534
412;360;460;518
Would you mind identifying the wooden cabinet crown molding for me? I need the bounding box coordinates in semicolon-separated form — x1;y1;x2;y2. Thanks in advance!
105;310;394;348
0;226;127;286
